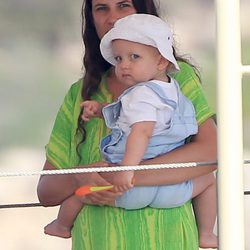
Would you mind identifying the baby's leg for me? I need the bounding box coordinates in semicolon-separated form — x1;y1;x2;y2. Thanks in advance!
192;173;217;248
44;195;84;238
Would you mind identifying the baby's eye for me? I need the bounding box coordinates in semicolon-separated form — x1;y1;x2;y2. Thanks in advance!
131;54;140;60
114;56;122;63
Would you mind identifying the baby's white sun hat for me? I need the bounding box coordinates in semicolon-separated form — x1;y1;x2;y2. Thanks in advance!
100;13;180;72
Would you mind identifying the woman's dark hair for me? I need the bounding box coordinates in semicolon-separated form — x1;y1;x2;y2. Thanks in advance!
76;0;197;160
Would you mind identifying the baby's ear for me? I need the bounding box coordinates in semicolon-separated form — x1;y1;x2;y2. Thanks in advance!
157;56;170;71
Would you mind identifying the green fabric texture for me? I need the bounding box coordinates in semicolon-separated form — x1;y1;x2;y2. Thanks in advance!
46;62;214;249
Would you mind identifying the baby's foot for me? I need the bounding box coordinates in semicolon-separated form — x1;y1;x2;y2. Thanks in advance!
199;232;218;249
44;219;71;238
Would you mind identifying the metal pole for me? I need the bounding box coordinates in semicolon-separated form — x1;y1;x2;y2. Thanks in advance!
216;0;245;249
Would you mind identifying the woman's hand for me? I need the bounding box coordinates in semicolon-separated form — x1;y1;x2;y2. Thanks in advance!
74;161;123;206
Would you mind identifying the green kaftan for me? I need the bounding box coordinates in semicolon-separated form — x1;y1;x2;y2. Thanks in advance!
46;62;214;250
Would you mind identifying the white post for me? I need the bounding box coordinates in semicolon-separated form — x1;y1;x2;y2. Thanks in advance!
216;0;245;249
242;65;250;75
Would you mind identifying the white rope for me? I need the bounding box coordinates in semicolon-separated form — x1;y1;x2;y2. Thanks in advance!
0;160;250;209
0;160;249;178
0;161;218;177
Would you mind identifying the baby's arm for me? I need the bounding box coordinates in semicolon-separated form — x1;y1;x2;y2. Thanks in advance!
114;121;156;192
80;100;106;121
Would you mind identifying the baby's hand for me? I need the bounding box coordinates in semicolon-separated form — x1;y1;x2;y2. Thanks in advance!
80;100;103;121
113;170;134;192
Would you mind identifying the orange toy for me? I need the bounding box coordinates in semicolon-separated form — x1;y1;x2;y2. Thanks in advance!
75;185;114;196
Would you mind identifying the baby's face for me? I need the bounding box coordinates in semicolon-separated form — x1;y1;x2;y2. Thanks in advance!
112;40;163;86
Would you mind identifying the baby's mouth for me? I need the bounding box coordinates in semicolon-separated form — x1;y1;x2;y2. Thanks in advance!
122;74;132;78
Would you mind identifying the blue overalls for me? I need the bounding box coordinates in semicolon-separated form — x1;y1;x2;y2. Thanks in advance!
100;79;198;209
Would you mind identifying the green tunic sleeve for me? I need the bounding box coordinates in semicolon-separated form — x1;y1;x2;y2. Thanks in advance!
46;80;82;168
45;63;214;249
172;61;215;125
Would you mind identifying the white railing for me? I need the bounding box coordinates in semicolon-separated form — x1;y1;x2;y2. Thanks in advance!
216;0;250;249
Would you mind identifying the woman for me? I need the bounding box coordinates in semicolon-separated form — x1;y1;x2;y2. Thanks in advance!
37;0;217;249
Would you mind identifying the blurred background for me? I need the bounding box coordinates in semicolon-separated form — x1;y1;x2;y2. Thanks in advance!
0;0;249;249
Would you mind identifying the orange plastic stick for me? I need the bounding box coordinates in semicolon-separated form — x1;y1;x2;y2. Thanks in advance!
75;185;114;196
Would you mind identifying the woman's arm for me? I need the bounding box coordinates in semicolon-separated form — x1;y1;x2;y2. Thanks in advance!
37;160;120;206
38;119;216;206
37;161;77;206
134;118;217;185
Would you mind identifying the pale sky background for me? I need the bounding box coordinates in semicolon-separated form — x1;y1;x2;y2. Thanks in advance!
0;0;250;249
